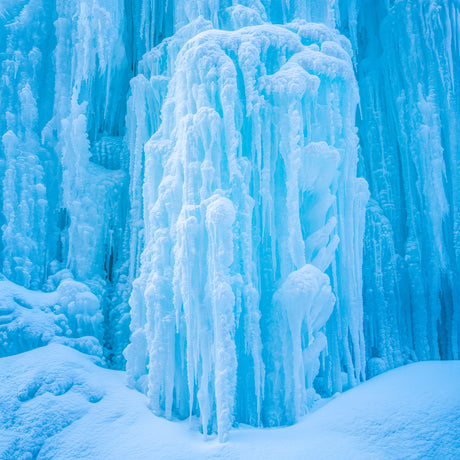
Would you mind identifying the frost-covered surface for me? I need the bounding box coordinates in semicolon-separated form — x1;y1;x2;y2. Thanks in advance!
0;0;131;367
0;276;102;358
0;0;459;444
1;344;459;459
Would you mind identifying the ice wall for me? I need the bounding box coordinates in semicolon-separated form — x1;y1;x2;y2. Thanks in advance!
0;0;132;366
0;0;55;289
357;0;460;373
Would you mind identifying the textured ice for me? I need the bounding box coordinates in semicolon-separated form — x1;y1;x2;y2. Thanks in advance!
359;0;460;369
124;20;367;438
0;0;459;444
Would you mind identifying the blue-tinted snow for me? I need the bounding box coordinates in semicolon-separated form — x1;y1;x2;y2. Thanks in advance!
0;343;459;458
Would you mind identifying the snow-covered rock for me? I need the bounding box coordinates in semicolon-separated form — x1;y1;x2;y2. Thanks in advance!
0;278;102;358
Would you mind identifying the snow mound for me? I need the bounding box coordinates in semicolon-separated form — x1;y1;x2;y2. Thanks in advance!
1;345;459;459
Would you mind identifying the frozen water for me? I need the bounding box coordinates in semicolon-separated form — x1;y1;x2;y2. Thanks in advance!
0;0;459;443
125;20;367;438
0;275;102;358
358;0;460;370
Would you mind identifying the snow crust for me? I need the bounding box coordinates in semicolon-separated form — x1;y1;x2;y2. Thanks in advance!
1;344;459;459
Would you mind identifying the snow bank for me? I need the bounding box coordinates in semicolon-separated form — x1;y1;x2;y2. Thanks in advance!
1;344;459;459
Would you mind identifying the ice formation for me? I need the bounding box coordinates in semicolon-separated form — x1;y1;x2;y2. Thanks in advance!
0;0;459;441
124;16;368;437
0;274;103;358
359;0;460;369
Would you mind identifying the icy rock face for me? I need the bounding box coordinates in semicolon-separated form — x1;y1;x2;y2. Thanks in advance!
358;0;460;370
53;0;129;282
0;1;54;290
125;11;368;439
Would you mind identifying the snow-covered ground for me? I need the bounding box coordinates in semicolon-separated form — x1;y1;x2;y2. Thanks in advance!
1;343;459;459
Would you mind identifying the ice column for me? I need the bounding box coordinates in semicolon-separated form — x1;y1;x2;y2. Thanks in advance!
0;1;54;289
126;16;368;438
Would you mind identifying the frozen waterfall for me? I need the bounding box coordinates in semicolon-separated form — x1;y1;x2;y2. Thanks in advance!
0;0;459;442
124;9;368;438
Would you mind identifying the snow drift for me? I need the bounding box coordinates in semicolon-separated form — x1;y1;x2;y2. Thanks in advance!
1;344;459;459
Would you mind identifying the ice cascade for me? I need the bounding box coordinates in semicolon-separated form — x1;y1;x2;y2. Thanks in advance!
124;8;368;439
0;0;459;443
